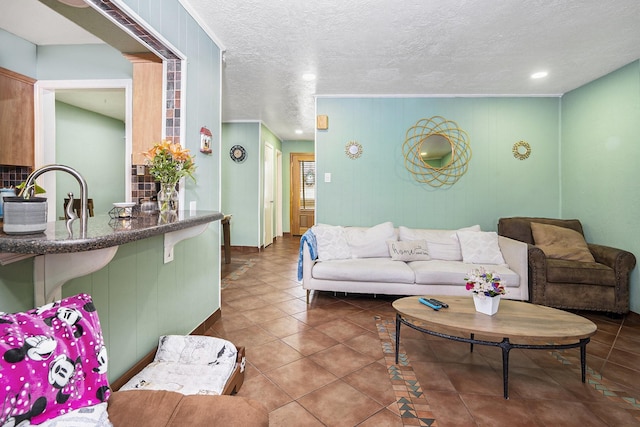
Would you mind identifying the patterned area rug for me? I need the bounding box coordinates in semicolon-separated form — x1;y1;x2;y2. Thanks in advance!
221;258;257;289
375;316;640;426
376;316;437;427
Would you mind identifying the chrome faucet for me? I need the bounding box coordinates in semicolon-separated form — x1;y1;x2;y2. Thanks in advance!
19;164;89;238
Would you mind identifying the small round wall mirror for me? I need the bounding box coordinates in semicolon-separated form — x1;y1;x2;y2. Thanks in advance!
419;134;453;169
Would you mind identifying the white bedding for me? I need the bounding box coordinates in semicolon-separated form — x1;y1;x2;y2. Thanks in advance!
119;335;238;396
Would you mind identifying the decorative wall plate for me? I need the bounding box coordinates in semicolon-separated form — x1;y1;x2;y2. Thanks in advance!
512;141;531;160
229;145;247;163
345;141;363;159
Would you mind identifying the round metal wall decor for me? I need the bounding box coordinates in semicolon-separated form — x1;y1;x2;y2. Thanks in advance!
402;116;472;187
512;141;531;160
345;141;363;159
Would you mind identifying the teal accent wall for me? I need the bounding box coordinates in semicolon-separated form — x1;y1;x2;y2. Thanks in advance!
282;140;315;234
561;60;640;312
315;97;561;231
0;0;223;381
55;101;125;216
222;122;261;247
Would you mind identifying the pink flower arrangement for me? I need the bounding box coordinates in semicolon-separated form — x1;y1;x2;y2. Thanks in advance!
465;267;506;298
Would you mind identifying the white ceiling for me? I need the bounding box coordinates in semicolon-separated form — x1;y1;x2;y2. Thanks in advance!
2;0;640;140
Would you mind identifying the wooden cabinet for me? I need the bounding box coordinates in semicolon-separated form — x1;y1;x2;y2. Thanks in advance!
0;67;36;167
124;53;164;165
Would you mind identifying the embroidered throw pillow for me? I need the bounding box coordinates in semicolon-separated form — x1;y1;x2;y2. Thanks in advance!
399;225;481;260
0;294;110;426
456;231;506;264
387;240;431;261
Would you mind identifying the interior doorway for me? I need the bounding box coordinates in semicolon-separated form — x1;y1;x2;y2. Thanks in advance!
290;153;315;236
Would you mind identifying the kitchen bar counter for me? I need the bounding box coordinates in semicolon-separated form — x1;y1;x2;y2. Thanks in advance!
0;210;223;306
0;211;223;254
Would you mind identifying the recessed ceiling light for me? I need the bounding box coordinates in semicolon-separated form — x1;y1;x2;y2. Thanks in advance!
531;71;548;79
295;129;303;135
302;73;316;81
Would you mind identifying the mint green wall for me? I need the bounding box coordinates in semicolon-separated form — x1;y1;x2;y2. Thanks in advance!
61;232;217;382
36;44;132;80
0;0;223;381
561;60;640;313
0;29;36;77
282;140;314;234
315;97;561;231
56;101;125;216
222;122;261;247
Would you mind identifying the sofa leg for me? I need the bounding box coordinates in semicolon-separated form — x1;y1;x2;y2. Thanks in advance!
306;290;310;304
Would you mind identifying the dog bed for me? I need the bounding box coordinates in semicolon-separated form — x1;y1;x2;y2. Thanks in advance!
119;335;245;396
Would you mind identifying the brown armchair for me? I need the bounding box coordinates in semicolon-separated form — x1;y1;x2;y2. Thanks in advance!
498;217;636;314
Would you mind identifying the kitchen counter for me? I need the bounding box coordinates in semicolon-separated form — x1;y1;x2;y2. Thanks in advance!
0;211;223;254
0;210;224;306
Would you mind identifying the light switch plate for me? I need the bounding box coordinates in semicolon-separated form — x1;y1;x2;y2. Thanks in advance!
136;165;145;175
324;173;331;183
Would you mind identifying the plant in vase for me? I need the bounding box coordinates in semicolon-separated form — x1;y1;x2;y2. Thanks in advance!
143;140;196;214
465;267;506;315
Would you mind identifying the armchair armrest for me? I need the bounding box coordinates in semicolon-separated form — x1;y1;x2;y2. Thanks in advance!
302;244;317;287
588;243;637;273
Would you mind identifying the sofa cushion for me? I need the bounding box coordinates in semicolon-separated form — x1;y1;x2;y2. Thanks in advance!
410;260;519;287
107;390;268;427
312;224;351;261
345;221;396;258
399;225;480;261
531;222;595;263
312;258;415;283
457;231;506;264
546;259;616;286
0;294;110;426
387;239;431;261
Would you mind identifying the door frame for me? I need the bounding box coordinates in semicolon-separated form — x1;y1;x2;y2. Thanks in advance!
34;79;132;221
290;152;315;235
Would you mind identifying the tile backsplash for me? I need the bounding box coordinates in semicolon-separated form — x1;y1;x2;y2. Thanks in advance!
0;165;31;190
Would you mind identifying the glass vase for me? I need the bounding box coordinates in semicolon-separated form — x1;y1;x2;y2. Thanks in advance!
157;182;179;214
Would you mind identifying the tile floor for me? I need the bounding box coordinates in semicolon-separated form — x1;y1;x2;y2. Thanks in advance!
213;235;640;426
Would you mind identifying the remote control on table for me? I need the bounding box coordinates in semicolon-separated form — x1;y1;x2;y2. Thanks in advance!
418;297;441;310
428;298;448;308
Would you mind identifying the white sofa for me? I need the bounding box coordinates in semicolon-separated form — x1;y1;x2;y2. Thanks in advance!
300;222;529;303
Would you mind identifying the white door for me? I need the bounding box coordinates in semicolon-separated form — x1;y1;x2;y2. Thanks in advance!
264;143;274;247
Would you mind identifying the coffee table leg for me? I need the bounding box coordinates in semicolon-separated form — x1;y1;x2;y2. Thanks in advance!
395;313;401;364
500;338;511;399
580;338;588;382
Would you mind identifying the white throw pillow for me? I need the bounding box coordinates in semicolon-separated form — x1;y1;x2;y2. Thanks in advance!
457;231;506;264
387;239;431;261
313;224;352;261
345;221;396;258
398;225;480;261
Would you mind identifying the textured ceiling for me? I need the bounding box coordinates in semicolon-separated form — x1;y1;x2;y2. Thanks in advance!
186;0;640;140
2;1;639;141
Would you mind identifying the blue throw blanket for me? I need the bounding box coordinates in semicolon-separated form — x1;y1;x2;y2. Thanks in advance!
297;228;317;281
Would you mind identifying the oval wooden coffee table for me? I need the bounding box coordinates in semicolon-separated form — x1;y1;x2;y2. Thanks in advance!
392;296;597;399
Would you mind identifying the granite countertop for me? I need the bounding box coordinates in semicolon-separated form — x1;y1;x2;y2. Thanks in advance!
0;211;223;255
